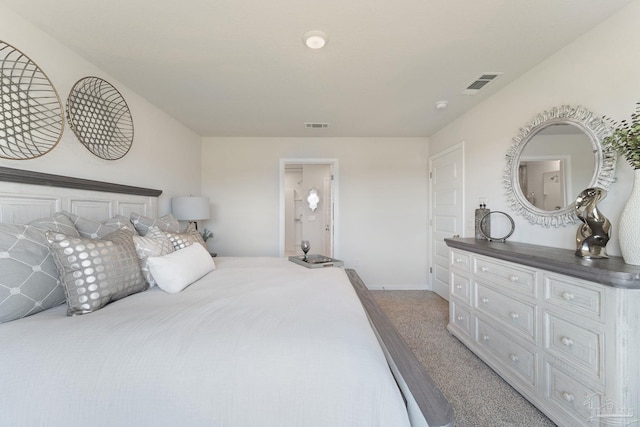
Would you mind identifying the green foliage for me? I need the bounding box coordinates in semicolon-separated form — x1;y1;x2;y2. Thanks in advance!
604;102;640;170
200;228;213;242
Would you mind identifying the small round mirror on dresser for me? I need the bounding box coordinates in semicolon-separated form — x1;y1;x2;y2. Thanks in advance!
505;105;617;227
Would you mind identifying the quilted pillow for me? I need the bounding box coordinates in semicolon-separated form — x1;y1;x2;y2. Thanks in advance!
165;229;208;251
147;243;215;294
46;228;147;316
130;212;180;236
0;214;79;323
132;226;175;286
62;211;136;238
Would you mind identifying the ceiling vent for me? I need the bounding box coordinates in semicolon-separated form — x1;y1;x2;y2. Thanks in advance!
461;73;502;95
304;122;329;129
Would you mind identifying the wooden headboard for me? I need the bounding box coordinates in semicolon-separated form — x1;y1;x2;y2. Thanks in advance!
0;166;162;224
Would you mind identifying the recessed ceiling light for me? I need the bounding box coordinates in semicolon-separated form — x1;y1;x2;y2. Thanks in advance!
434;101;448;110
303;31;328;49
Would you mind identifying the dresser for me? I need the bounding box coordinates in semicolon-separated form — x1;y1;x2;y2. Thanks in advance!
445;238;640;427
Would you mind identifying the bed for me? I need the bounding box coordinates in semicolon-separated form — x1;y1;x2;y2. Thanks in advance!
0;166;454;427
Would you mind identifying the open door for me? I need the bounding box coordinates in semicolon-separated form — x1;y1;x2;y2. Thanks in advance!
279;159;338;258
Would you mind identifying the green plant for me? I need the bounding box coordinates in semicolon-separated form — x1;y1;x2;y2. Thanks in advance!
200;228;213;242
603;102;640;170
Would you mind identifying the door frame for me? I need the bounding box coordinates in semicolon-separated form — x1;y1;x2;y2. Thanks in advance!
279;158;339;258
428;142;465;298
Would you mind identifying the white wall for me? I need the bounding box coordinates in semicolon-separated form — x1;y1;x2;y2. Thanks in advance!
201;137;429;289
429;0;640;255
0;5;202;215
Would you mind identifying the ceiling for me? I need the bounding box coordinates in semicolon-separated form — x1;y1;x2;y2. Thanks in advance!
2;0;633;137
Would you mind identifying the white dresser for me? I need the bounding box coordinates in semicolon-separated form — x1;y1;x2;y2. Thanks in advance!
445;238;640;427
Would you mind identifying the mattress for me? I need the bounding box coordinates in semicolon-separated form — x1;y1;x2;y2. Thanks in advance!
0;257;411;427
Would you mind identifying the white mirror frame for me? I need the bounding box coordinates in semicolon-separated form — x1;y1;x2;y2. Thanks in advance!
504;105;617;227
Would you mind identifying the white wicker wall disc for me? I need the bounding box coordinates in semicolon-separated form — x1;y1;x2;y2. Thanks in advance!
67;76;134;160
0;40;64;160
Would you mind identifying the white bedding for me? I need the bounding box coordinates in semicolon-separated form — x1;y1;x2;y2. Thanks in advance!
0;257;411;427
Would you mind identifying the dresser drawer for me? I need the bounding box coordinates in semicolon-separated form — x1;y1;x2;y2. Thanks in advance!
544;360;602;426
543;311;603;380
475;283;536;341
450;249;471;273
450;300;472;337
476;318;536;389
450;271;471;304
544;273;604;322
474;256;537;297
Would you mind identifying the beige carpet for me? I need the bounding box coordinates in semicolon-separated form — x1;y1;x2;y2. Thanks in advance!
371;290;557;427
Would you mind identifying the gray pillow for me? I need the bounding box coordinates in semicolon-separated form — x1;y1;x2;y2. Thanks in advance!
165;229;208;251
62;211;136;238
29;213;81;237
130;212;180;236
46;228;147;316
132;226;175;286
0;213;79;323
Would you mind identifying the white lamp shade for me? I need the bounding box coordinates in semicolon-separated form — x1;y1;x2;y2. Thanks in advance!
171;196;210;221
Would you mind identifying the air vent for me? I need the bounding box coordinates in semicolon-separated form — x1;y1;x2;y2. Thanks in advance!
305;122;329;129
461;72;502;95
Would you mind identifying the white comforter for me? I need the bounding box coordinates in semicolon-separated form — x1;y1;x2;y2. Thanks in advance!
0;257;410;427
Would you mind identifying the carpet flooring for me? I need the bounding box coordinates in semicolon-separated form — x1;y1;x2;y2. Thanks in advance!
371;290;557;427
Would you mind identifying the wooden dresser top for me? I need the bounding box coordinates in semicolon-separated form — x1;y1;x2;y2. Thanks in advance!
445;238;640;289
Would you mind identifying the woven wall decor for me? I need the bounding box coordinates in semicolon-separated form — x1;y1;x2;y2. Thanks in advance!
0;40;64;160
67;76;133;160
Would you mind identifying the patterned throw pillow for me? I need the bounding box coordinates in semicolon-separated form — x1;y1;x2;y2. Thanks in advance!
132;226;175;286
130;212;180;236
62;211;136;238
29;213;80;237
165;229;208;251
0;214;79;323
46;228;147;316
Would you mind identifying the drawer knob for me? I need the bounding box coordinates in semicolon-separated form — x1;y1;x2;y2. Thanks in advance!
482;334;490;341
457;315;464;321
509;311;519;320
561;391;575;403
480;266;489;272
456;285;462;289
509;275;519;282
481;297;489;304
455;258;464;264
561;292;575;301
561;336;574;346
509;354;519;363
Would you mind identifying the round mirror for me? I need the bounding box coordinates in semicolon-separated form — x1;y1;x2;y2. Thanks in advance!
505;105;617;227
480;211;515;242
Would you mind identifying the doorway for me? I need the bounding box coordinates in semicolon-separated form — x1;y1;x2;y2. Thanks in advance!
279;159;338;258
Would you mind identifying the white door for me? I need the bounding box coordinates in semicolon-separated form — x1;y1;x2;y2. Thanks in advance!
429;143;464;300
322;176;333;257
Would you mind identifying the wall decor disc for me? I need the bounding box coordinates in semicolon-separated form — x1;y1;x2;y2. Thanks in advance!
0;40;64;160
67;76;134;160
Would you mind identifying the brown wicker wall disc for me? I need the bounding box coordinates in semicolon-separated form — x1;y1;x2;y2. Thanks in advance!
67;76;134;160
0;40;64;160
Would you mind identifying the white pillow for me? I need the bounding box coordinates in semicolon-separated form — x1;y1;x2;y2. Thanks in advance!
146;243;215;293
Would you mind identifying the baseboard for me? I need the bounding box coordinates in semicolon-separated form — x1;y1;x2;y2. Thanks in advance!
366;283;431;291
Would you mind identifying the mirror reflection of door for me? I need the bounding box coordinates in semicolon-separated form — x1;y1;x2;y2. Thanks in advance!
519;158;567;210
283;163;334;257
543;170;564;210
